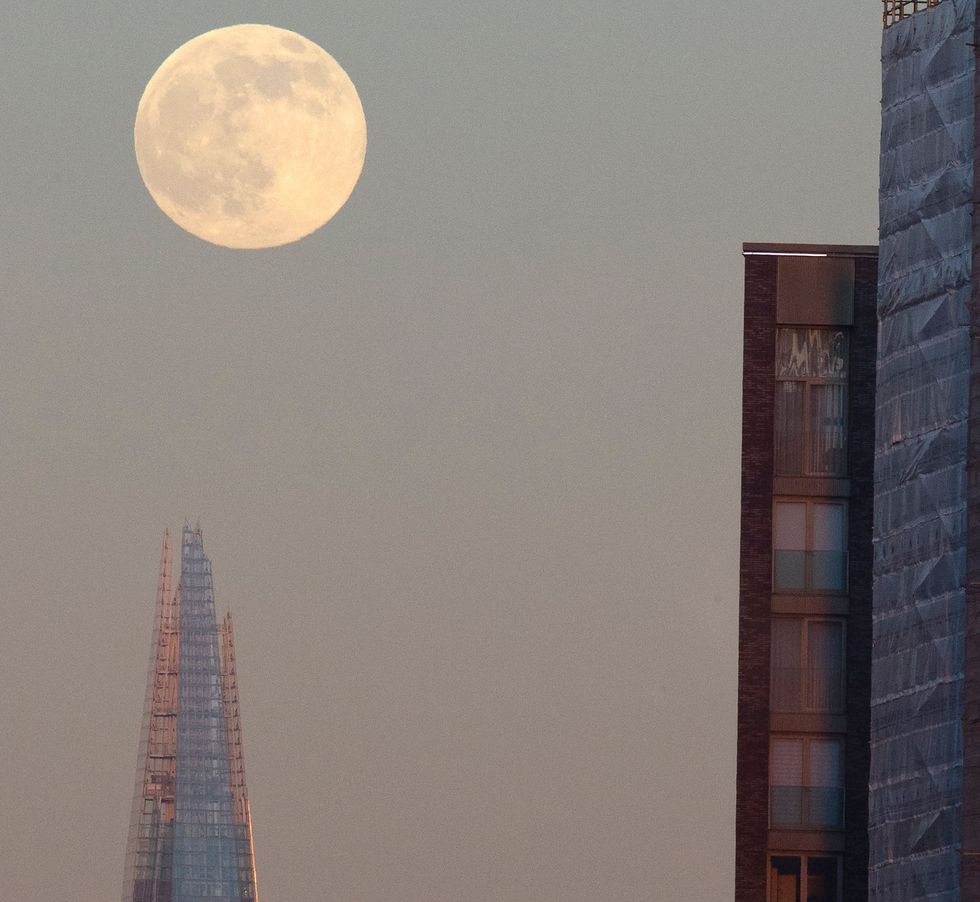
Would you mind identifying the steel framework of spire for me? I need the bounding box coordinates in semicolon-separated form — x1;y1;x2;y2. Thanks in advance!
883;0;943;27
122;527;258;902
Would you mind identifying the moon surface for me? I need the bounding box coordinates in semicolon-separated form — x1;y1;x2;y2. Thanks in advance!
135;25;366;249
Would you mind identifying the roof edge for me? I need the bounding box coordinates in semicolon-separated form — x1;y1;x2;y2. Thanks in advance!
742;242;878;257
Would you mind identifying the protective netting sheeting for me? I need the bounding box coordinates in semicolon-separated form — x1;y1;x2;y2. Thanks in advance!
872;2;975;899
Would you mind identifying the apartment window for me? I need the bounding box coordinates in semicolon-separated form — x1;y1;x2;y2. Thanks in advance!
771;618;845;713
770;736;844;829
773;499;847;592
769;855;840;902
774;328;848;476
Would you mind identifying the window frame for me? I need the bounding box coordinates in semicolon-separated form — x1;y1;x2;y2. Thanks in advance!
768;853;843;902
772;497;849;594
768;734;845;831
774;327;849;477
770;616;847;714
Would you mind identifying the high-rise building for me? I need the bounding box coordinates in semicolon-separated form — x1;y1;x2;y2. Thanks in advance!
735;244;879;902
871;1;976;900
121;526;258;902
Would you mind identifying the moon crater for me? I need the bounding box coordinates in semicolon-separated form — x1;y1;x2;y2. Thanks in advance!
135;24;366;249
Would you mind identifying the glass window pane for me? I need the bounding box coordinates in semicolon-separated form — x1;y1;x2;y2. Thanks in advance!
807;622;844;711
771;785;804;828
812;504;847;591
770;856;801;902
772;620;803;711
807;383;847;476
776;329;809;379
807;739;844;829
775;382;805;475
772;738;804;783
773;551;806;592
771;738;804;824
775;329;848;380
810;552;846;591
808;740;842;786
774;551;805;591
774;502;808;591
775;503;807;548
807;857;839;902
812;505;845;551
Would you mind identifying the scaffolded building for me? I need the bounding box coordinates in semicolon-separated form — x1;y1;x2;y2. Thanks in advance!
873;0;980;899
121;526;258;902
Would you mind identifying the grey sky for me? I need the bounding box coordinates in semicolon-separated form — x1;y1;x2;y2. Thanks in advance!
0;1;880;899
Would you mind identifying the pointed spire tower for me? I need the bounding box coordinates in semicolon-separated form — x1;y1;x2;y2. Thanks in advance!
122;527;258;902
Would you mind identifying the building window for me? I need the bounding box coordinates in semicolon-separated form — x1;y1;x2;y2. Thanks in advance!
774;328;848;476
770;736;844;829
771;618;845;713
769;855;841;902
773;499;847;592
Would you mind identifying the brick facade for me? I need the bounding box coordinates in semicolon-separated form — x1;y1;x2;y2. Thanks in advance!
842;256;877;902
735;254;777;902
735;247;877;902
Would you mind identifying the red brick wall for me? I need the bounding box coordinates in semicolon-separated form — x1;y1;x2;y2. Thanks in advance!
843;256;877;902
734;255;777;902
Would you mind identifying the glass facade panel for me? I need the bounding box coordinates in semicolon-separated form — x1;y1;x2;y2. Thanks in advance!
174;528;245;902
123;527;257;902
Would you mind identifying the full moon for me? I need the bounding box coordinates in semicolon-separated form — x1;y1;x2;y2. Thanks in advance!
135;24;366;249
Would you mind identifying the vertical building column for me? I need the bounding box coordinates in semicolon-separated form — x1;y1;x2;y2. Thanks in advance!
735;255;777;902
843;258;877;902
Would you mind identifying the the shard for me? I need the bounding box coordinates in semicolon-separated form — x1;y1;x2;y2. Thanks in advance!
122;526;258;902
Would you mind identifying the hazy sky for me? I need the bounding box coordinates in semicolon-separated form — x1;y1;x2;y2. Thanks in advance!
0;2;880;900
